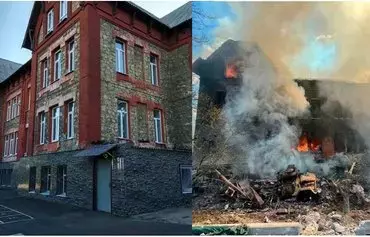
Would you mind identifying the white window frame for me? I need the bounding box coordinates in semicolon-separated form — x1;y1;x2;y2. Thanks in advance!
150;54;159;85
9;133;14;156
40;112;46;145
11;98;16;119
68;40;75;72
52;107;60;142
4;135;9;157
117;100;129;139
180;165;192;194
115;41;126;74
6;101;11;121
60;0;68;21
54;50;61;81
67;101;74;139
16;95;20;117
43;58;49;88
117;157;124;170
15;132;18;155
47;9;54;33
154;110;162;143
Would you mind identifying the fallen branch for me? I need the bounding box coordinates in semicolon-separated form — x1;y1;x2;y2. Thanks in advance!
215;169;264;207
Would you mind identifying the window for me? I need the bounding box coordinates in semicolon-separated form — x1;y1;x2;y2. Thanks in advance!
40;166;51;194
52;107;60;142
67;101;74;139
116;157;124;170
29;167;36;192
39;112;46;144
14;132;18;155
54;50;61;81
56;165;67;196
6;101;10;121
3;135;8;157
47;9;54;33
68;40;75;72
11;97;16;119
60;0;68;21
180;165;192;194
150;54;158;85
43;58;49;88
153;110;162;143
9;133;14;156
16;95;20;117
117;100;129;138
115;41;126;74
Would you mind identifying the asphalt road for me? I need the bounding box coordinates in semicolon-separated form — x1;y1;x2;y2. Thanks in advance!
0;189;191;235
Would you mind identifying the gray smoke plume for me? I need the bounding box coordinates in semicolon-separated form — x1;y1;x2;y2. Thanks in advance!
223;45;349;178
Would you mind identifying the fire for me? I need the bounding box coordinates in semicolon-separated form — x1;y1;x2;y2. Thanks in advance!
297;134;321;152
297;135;309;152
225;64;238;79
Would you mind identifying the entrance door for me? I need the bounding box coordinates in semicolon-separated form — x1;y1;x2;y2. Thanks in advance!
96;159;111;212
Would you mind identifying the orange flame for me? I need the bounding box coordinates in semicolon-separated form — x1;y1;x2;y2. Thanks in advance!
297;135;309;152
297;135;321;152
225;64;238;79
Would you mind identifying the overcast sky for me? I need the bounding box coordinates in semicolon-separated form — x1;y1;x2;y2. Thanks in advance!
0;1;187;65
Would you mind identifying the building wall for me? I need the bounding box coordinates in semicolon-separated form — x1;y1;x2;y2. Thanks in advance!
12;144;191;216
100;19;169;146
12;149;94;209
34;22;81;155
111;145;192;216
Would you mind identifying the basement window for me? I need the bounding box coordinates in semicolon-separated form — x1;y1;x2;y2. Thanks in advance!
180;165;192;194
150;54;159;85
40;166;51;195
29;167;36;192
47;9;54;33
56;165;67;196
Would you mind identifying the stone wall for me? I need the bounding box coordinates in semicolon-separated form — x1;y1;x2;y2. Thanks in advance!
34;22;80;154
12;149;94;209
163;45;192;150
110;144;192;217
100;19;169;145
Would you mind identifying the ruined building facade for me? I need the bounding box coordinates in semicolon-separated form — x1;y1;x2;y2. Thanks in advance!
0;1;192;216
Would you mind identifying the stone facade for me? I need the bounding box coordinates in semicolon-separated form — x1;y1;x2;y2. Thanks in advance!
12;150;94;209
100;19;168;146
34;22;80;154
12;144;191;216
111;145;192;216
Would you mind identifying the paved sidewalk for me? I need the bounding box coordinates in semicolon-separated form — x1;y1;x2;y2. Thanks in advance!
0;189;191;235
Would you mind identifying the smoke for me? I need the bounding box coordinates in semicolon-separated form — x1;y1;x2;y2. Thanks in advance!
231;2;370;81
222;45;344;178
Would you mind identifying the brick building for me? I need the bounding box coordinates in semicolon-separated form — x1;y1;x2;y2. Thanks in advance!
0;1;192;216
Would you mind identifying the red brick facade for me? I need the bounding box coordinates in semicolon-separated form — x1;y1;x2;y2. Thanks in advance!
0;1;191;161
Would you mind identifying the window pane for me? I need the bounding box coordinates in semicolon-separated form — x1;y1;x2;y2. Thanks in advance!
117;112;122;137
156;119;162;142
122;112;128;138
181;167;192;193
150;55;156;63
116;42;123;50
154;110;160;119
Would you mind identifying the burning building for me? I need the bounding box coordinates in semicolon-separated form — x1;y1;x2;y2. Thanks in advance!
193;39;365;178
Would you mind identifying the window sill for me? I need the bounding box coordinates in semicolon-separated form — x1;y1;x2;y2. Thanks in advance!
40;191;50;196
58;16;68;25
28;191;36;194
65;70;74;77
56;193;67;198
46;30;53;36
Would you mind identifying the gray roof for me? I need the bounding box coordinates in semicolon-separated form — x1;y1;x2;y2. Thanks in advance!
74;144;117;157
160;2;192;28
0;58;22;83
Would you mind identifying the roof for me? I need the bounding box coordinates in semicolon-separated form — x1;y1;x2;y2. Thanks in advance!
0;58;22;83
160;2;192;28
74;144;117;157
23;1;192;50
1;59;31;85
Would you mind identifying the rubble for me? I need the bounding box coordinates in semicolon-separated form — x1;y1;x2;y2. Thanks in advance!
193;155;370;235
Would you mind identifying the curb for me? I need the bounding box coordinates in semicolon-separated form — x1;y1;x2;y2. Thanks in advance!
193;222;302;235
